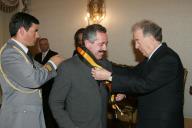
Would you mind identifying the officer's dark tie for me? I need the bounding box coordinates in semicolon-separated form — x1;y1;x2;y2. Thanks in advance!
27;51;36;68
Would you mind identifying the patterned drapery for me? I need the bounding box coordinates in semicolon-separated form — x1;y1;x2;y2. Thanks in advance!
0;0;19;13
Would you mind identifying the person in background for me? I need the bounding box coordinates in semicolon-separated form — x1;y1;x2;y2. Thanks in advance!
0;12;63;128
92;20;184;128
49;24;112;128
34;38;58;128
35;38;58;64
72;28;85;56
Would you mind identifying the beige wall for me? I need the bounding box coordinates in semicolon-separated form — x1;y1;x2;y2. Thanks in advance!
0;11;14;45
0;11;4;46
0;0;192;118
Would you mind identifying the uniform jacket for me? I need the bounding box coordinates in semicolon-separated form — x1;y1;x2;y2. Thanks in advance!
0;39;57;128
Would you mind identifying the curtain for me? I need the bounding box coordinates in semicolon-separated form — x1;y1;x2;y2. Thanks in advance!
0;0;19;13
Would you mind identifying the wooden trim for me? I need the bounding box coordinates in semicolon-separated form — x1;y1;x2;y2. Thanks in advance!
185;118;192;128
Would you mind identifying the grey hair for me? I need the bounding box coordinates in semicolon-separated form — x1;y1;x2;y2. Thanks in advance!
82;24;107;45
132;20;162;42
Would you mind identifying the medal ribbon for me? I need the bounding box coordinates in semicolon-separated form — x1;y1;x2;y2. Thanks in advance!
77;46;123;115
77;47;102;68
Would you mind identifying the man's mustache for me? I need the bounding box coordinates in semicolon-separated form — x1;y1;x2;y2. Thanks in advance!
99;50;106;53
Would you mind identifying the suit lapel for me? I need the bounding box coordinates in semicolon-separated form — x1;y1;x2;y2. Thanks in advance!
76;56;99;87
38;53;43;63
143;43;168;75
42;50;51;64
148;43;167;63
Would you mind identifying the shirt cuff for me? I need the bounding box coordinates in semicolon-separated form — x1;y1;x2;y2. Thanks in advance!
48;60;57;70
108;72;113;81
108;76;112;81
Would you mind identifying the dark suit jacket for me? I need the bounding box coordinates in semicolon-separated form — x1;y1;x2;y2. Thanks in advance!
112;43;184;128
34;49;58;128
35;50;58;65
49;55;112;128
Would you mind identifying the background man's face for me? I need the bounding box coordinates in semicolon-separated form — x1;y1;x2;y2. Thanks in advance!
78;33;83;46
39;39;49;52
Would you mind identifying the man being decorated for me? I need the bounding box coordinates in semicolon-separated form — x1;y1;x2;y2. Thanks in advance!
49;24;112;128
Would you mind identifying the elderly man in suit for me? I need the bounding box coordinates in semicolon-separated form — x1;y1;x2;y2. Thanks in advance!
35;38;58;128
35;38;58;65
92;20;184;128
49;24;112;128
0;12;63;128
